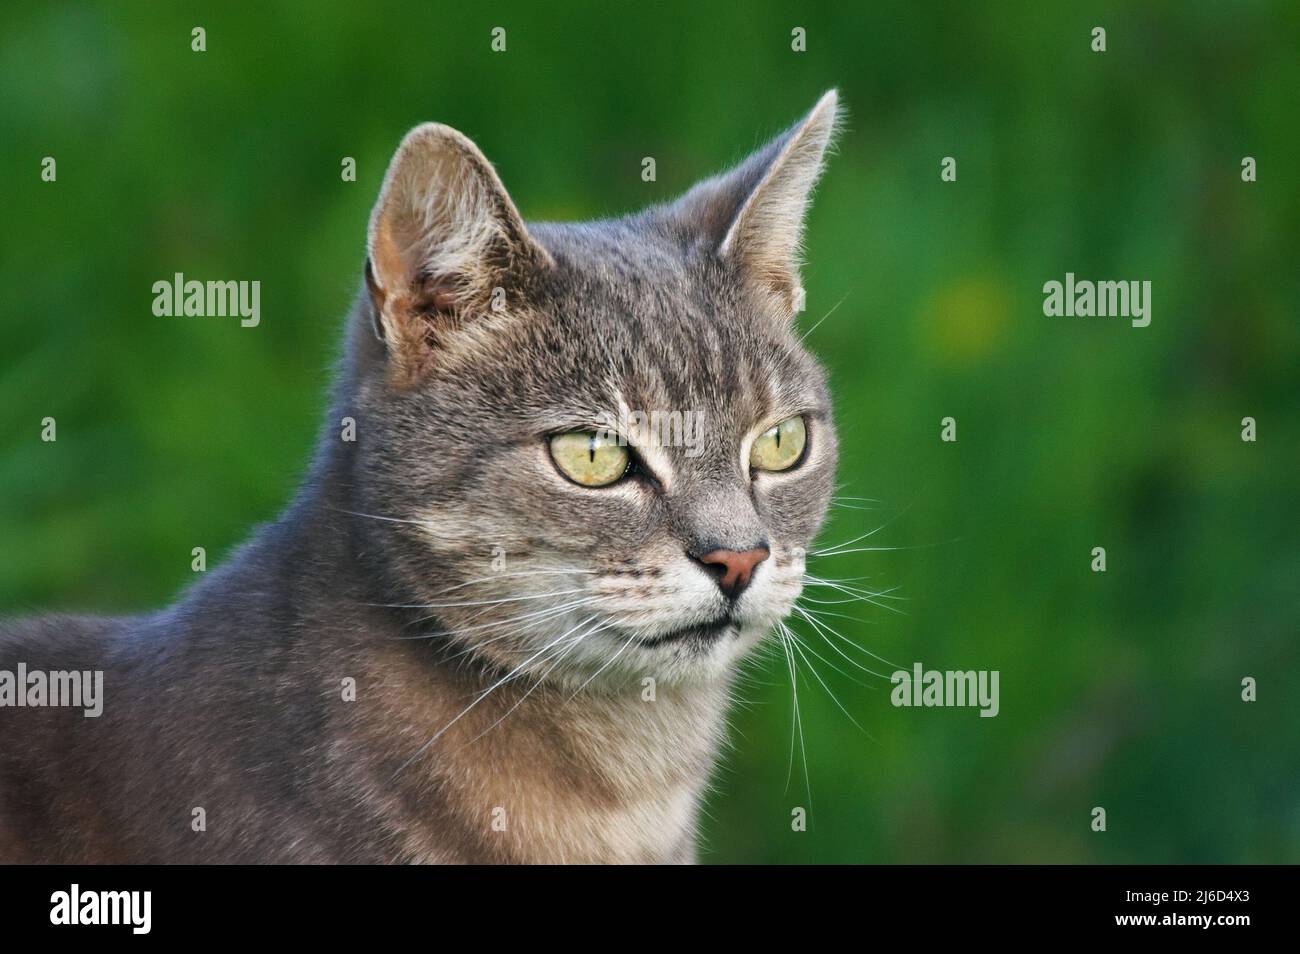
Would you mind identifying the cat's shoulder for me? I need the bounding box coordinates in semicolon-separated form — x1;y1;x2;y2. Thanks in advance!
0;611;135;668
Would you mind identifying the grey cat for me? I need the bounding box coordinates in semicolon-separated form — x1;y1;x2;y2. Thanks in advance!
0;90;841;863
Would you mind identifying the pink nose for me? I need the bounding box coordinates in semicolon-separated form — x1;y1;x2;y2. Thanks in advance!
695;547;770;599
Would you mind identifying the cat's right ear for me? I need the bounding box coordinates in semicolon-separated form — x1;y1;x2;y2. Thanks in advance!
365;123;553;388
666;91;841;315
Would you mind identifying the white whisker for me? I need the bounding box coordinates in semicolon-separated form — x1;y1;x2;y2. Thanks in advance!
793;605;899;677
798;291;850;341
330;507;430;527
391;621;589;778
430;598;613;655
396;600;582;642
564;625;639;701
426;567;596;597
370;587;593;611
783;627;868;733
457;615;610;747
775;626;812;816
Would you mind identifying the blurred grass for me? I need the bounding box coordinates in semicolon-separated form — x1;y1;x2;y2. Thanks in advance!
1;0;1297;862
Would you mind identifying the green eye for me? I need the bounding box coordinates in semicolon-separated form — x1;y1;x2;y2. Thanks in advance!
750;416;807;473
548;431;630;487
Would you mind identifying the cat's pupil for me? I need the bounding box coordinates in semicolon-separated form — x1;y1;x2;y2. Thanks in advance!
588;434;597;463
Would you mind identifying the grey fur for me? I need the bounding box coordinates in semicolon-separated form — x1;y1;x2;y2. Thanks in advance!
0;92;841;863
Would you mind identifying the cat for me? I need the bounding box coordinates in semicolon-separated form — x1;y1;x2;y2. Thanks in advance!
0;90;841;864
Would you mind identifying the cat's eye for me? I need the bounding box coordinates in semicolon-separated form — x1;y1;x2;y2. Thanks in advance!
750;416;807;473
548;431;630;487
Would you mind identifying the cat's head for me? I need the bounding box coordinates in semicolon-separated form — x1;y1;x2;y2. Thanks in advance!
349;91;840;686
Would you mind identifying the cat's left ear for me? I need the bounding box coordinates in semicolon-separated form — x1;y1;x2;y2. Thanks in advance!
671;90;841;313
365;123;553;387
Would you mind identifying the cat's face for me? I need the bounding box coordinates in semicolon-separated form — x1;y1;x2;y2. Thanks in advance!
354;93;840;685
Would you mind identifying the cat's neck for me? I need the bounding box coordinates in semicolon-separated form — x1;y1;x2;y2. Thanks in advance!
196;468;732;864
355;628;732;863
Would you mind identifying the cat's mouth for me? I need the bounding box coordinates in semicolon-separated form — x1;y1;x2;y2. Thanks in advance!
636;618;736;648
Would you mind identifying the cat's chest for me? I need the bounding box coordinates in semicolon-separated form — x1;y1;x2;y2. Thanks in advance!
493;780;702;864
363;647;728;864
399;696;721;863
460;710;715;863
394;753;706;864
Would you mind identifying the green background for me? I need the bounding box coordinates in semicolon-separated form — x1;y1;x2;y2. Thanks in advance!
2;2;1296;862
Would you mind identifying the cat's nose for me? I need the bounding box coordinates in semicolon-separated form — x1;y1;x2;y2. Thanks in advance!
691;546;770;600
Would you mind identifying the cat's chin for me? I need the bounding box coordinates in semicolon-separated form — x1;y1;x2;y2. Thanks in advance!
588;619;773;688
635;619;735;648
